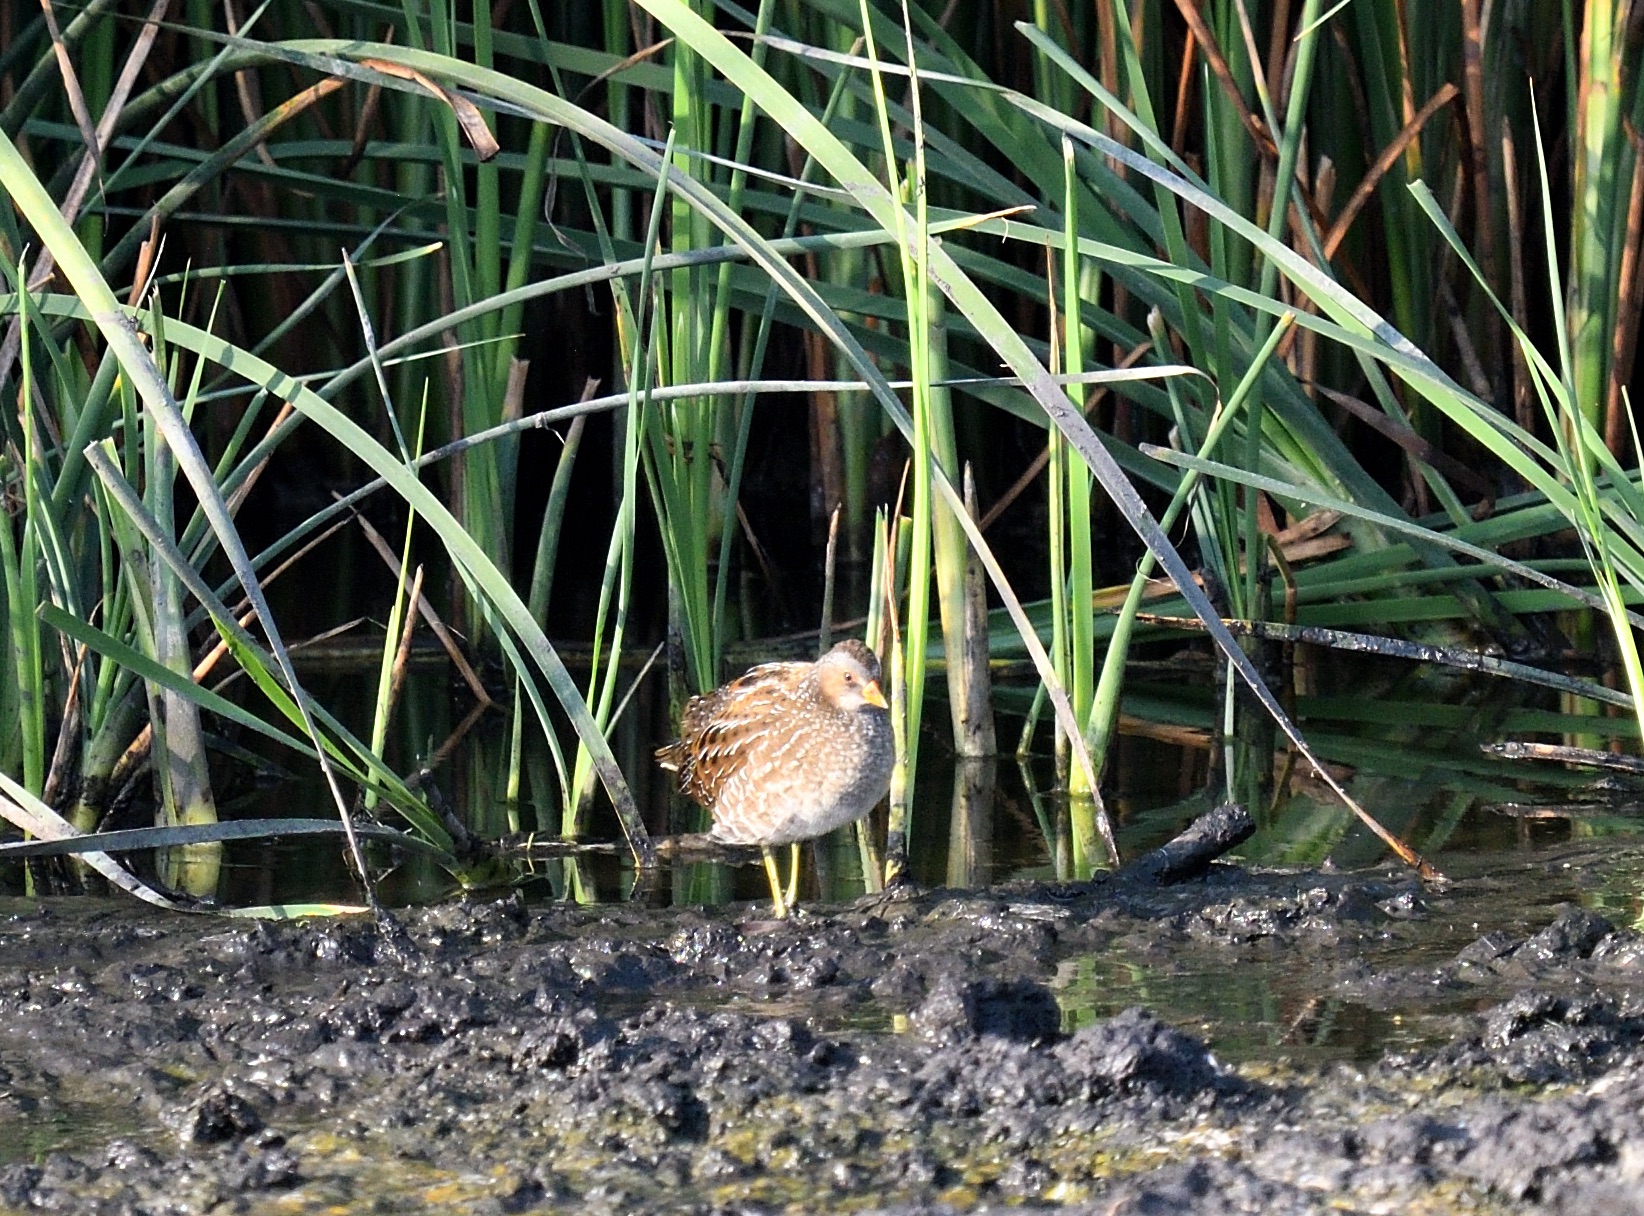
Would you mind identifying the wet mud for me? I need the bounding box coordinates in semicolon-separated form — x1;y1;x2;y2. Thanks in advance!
2;854;1644;1214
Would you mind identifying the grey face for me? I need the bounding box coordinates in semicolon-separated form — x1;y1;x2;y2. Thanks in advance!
817;650;888;713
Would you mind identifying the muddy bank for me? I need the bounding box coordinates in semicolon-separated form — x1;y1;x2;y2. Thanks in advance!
2;854;1644;1214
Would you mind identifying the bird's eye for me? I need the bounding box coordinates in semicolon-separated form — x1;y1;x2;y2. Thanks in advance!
842;672;855;683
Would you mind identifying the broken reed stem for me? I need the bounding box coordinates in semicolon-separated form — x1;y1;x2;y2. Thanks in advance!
820;502;840;655
382;564;426;743
956;466;995;758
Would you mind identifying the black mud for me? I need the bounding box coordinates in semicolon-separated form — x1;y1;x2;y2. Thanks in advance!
3;858;1644;1214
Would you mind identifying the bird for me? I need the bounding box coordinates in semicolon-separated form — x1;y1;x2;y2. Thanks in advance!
656;638;894;918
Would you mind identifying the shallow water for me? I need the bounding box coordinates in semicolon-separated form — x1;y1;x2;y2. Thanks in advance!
7;663;1644;1089
61;802;1640;1077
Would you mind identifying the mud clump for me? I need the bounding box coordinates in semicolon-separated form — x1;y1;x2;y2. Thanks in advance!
909;975;1062;1043
3;863;1644;1213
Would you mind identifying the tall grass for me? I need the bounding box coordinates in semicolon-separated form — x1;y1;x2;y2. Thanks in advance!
2;1;1641;907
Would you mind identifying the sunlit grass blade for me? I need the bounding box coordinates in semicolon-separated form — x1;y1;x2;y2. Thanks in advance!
0;817;450;861
0;124;384;892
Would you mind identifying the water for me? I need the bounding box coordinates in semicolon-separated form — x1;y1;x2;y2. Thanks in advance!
93;735;1635;1070
6;658;1643;1069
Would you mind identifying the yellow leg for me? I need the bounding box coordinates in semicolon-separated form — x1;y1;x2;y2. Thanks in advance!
784;842;801;911
760;846;789;919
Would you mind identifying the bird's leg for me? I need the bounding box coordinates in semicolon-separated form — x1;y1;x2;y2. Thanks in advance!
760;845;789;918
783;842;801;910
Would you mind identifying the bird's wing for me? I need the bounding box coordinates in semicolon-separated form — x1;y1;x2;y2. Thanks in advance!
672;665;802;804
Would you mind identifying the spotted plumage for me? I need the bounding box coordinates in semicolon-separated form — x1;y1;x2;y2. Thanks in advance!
657;640;894;915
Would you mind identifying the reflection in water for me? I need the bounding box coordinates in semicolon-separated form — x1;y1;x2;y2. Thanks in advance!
158;841;221;898
19;706;1631;918
15;698;1644;1070
16;648;1644;922
945;758;996;889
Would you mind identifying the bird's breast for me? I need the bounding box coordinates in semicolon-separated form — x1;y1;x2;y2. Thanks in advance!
707;709;892;846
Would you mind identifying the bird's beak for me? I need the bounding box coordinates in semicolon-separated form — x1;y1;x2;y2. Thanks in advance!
862;679;889;709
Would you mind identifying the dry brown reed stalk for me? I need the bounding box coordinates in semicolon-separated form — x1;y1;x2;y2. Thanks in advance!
1324;85;1461;262
1605;121;1644;456
1501;126;1535;434
345;502;492;706
35;0;98;163
42;646;84;810
382;564;426;736
1169;33;1195;153
820;503;840;654
1459;0;1501;354
1171;0;1277;156
125;215;161;308
55;0;168;234
1264;0;1292;105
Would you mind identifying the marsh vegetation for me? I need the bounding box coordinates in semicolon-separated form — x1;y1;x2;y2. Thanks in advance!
0;1;1641;910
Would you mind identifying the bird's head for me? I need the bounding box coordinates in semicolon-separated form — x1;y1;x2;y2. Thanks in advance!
817;639;889;712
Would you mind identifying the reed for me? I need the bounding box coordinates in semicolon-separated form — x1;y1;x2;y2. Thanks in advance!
4;1;1643;907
